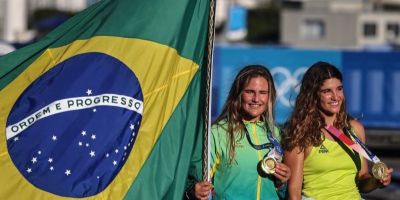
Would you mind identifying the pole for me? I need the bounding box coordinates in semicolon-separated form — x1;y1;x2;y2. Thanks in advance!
202;0;216;182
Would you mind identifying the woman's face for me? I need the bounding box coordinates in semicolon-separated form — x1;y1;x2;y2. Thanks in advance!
318;78;344;117
240;76;269;122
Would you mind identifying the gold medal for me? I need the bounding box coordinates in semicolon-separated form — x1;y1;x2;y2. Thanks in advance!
261;156;276;174
372;162;388;180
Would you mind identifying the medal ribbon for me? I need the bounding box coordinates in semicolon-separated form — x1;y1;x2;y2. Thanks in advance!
325;125;380;163
244;126;274;150
266;128;284;156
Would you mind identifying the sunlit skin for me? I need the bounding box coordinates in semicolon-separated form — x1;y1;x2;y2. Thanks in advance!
241;76;269;122
318;78;344;125
317;78;393;195
285;65;393;200
317;79;393;192
286;76;393;199
193;76;292;199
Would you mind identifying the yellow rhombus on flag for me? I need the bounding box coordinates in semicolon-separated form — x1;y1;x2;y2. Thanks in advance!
0;0;210;199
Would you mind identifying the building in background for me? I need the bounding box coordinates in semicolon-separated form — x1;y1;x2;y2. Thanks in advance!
281;0;400;50
1;0;28;43
0;0;99;45
0;0;4;39
27;0;89;12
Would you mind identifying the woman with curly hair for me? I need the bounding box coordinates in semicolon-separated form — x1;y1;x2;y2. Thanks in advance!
283;61;392;200
187;65;291;200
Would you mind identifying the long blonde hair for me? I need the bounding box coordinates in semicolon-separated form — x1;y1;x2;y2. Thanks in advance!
214;65;276;163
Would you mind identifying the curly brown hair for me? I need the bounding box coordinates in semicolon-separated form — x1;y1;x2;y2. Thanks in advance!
282;61;351;152
214;65;276;163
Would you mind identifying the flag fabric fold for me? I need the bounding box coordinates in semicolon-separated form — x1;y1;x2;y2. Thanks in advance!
0;0;210;199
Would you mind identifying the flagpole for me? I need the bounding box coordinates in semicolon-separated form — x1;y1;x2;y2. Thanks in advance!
202;0;216;182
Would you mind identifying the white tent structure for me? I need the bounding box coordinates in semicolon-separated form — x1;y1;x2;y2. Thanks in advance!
2;0;27;43
0;41;15;56
0;0;94;43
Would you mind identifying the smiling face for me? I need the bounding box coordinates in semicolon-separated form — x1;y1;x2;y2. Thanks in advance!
318;78;344;120
240;76;269;122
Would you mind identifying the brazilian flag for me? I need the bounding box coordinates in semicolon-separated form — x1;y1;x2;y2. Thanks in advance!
0;0;210;199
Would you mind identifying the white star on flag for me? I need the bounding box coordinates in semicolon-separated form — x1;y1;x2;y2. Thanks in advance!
86;89;92;95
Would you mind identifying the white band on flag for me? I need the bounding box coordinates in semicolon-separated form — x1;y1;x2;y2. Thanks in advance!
6;93;143;140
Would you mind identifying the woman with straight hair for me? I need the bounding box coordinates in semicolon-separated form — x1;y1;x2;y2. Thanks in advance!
187;65;290;200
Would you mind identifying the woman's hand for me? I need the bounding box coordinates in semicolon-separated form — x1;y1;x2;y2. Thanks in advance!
274;162;291;184
358;166;393;192
377;167;393;188
194;181;213;200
